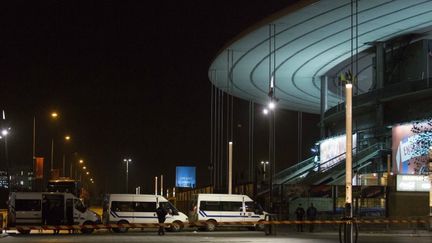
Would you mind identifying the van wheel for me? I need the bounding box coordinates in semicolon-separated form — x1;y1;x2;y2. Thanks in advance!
205;220;217;232
255;220;265;231
116;220;129;233
168;221;183;232
81;221;95;234
17;228;31;234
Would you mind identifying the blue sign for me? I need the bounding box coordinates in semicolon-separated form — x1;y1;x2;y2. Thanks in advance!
176;166;196;188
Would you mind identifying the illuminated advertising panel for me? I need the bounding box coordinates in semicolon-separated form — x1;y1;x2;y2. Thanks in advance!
175;166;196;188
396;174;430;192
319;134;357;171
392;120;432;174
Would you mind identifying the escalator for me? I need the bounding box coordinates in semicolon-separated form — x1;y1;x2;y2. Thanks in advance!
296;143;384;185
256;143;386;196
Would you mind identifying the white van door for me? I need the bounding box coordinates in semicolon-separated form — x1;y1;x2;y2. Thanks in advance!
198;200;221;222
133;200;157;224
243;199;263;224
110;196;134;223
15;199;42;225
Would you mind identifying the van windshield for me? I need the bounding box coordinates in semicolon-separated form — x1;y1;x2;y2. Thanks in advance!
159;201;179;215
245;201;264;214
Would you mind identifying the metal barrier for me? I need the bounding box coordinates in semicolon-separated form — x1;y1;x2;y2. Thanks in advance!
338;217;359;243
1;217;429;234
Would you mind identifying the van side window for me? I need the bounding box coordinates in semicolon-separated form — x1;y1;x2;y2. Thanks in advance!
134;202;156;212
15;199;41;211
220;202;243;211
200;201;220;211
111;201;134;212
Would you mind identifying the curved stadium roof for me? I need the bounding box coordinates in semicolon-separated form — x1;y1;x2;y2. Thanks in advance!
208;0;432;114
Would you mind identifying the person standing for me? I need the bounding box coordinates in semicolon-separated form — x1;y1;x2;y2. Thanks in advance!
156;205;168;235
295;203;305;232
306;203;317;232
41;196;49;225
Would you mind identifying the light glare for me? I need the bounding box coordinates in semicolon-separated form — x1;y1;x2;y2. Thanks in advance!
1;129;8;136
268;101;276;110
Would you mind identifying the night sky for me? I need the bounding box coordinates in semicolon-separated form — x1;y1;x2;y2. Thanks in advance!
0;0;319;195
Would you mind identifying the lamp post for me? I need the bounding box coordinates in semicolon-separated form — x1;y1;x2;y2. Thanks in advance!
228;141;233;194
261;161;269;180
345;83;353;243
62;135;71;177
1;128;10;190
123;158;132;193
50;112;59;175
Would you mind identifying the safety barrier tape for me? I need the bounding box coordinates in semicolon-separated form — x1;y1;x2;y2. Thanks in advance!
2;218;428;231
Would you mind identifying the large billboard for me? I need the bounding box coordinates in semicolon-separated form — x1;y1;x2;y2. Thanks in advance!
175;166;196;188
319;134;357;171
396;174;430;192
392;120;432;174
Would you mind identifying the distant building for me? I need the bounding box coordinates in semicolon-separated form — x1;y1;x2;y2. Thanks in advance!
0;170;8;189
9;167;34;191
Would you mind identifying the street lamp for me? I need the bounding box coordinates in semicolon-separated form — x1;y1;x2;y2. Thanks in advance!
260;161;269;180
123;158;132;193
62;135;71;177
1;128;10;190
50;111;59;174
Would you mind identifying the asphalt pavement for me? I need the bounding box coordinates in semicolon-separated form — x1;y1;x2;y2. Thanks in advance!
1;228;431;243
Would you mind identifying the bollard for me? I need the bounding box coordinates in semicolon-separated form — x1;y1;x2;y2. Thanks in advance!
0;213;3;233
264;214;277;235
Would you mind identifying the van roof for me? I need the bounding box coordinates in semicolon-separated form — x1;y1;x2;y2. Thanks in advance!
197;193;253;201
11;192;75;199
107;194;169;201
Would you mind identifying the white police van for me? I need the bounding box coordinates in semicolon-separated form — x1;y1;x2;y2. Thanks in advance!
102;194;188;232
190;193;267;231
8;192;100;234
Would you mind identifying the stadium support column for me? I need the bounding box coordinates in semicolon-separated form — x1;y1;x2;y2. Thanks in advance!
320;76;328;138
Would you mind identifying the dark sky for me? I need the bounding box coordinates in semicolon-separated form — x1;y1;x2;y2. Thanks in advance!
0;0;318;195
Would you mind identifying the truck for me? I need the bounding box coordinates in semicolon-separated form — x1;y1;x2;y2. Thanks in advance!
7;192;100;234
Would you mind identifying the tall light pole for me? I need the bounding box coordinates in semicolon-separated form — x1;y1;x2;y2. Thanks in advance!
228;141;233;194
50;112;59;175
75;159;84;180
261;161;269;180
1;128;10;190
345;83;353;243
62;135;71;177
123;158;132;193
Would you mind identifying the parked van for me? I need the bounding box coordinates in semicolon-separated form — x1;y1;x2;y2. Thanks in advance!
190;193;267;231
102;194;188;232
7;192;100;234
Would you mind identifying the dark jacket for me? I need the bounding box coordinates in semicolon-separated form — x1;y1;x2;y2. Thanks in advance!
295;206;305;220
156;206;168;223
306;206;317;220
